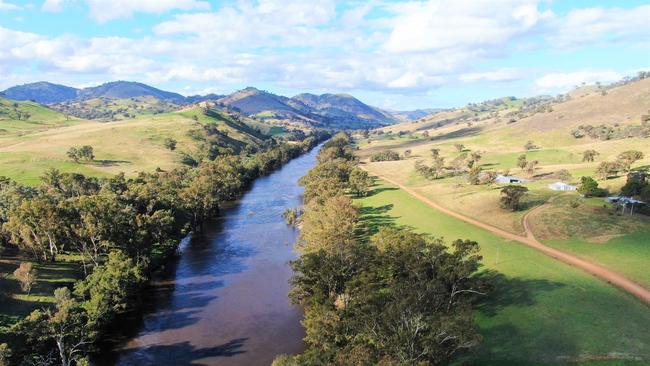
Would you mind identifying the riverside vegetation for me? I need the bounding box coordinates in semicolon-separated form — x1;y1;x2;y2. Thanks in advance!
0;132;326;365
273;133;491;365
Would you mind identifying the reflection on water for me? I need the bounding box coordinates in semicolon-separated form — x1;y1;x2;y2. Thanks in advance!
101;146;321;366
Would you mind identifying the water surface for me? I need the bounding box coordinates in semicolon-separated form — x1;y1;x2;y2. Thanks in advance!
106;146;320;365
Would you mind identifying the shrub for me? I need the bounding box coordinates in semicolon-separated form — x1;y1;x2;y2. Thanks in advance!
370;150;400;162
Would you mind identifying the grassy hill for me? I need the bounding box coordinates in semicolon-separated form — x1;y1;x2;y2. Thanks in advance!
0;101;271;185
52;96;182;120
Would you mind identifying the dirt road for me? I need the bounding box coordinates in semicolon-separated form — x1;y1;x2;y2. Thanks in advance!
370;173;650;306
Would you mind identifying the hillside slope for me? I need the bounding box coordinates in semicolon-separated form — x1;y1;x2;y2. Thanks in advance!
0;102;271;185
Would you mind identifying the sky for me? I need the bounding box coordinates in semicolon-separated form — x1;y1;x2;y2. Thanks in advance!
0;0;649;110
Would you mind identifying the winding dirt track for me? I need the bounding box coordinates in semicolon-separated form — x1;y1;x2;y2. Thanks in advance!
369;173;650;306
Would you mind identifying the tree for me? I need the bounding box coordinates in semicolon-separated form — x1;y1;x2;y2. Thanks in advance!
517;154;527;171
348;168;373;197
283;208;299;226
526;160;539;176
467;151;482;168
66;147;80;163
577;176;607;197
582;149;599;162
163;137;177;151
454;144;465;152
13;262;37;294
500;185;528;211
468;166;482;185
370;150;400;162
5;196;69;261
13;287;93;366
617;150;644;172
524;140;538;150
79;146;94;161
595;161;622;179
403;149;411;158
298;196;358;256
430;148;440;158
555;169;572;182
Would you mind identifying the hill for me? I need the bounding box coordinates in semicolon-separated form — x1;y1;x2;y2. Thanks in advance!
291;93;396;125
216;87;398;129
2;82;397;129
0;82;79;104
0;100;274;185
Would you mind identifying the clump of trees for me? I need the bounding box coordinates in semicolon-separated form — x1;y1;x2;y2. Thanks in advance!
621;171;650;203
571;123;650;140
278;133;489;365
66;146;95;163
524;140;539;150
0;132;328;365
370;150;400;162
577;176;608;197
594;150;644;179
500;185;528;211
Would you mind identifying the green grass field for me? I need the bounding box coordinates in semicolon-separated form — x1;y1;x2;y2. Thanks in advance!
544;230;650;289
356;182;650;365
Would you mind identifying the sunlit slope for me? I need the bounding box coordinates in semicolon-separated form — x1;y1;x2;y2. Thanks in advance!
0;103;268;185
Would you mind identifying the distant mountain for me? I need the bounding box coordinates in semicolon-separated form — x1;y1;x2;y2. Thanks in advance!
1;82;399;128
291;93;396;125
389;108;444;121
214;88;397;129
1;81;186;104
0;82;79;104
76;81;186;103
185;93;225;104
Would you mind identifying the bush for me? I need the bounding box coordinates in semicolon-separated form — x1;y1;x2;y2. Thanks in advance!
370;150;400;162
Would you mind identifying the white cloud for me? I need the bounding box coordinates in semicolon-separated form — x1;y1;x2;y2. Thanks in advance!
85;0;210;23
42;0;69;12
460;68;523;83
533;70;622;93
383;0;551;53
548;5;650;48
0;0;20;10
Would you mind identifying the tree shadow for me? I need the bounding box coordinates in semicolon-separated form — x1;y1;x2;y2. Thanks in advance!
94;159;132;167
365;186;399;197
357;204;397;238
99;338;248;366
475;270;565;317
428;127;482;141
453;271;573;364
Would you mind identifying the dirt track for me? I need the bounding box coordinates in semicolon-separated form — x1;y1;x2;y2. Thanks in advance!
370;173;650;306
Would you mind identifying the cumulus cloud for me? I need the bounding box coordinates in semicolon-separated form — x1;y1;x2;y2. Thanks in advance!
548;5;650;48
383;0;551;53
0;0;20;10
85;0;210;23
533;70;623;93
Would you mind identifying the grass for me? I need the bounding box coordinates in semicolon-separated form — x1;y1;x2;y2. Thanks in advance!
0;105;266;185
356;182;650;365
0;254;82;343
544;230;650;289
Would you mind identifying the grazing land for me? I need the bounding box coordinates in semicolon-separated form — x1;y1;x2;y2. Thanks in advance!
356;181;650;365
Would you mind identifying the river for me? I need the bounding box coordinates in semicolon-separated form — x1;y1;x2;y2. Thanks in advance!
102;145;321;365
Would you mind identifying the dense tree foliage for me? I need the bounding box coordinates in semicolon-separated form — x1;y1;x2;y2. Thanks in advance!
278;133;488;365
0;132;327;365
370;150;401;162
500;185;528;211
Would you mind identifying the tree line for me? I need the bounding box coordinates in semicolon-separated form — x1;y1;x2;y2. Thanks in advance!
0;132;327;365
274;132;489;366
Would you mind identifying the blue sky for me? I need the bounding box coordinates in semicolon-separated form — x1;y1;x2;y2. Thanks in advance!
0;0;649;110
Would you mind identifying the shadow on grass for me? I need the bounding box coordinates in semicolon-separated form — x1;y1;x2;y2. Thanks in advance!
454;271;572;364
429;127;482;142
365;186;398;197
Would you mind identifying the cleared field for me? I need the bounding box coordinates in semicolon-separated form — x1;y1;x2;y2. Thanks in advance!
356;182;650;365
0;105;265;185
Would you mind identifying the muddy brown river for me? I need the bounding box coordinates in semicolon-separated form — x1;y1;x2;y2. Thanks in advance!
101;145;321;365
